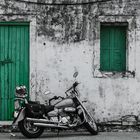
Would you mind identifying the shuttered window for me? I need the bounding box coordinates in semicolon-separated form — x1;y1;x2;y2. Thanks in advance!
100;25;127;72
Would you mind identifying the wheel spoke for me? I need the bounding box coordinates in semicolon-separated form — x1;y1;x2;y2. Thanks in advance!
23;120;40;134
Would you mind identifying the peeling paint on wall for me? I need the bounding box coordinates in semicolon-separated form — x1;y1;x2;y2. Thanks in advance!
0;0;140;124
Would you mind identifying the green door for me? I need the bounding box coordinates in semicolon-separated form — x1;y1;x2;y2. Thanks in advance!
0;22;29;120
100;25;126;72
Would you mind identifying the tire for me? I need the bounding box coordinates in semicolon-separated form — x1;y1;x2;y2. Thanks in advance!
84;115;98;135
18;119;44;138
84;122;98;135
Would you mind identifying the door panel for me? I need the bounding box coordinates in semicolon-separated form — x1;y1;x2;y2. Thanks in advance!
0;23;29;120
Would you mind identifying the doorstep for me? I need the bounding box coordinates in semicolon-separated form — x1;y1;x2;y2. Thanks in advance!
0;121;12;126
0;121;14;132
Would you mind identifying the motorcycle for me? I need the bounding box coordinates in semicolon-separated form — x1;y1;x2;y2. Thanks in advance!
12;74;98;138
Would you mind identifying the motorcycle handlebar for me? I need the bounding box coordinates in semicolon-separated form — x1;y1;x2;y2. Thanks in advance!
49;82;80;105
73;81;79;88
65;81;80;95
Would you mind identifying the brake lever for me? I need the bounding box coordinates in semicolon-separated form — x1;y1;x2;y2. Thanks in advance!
53;96;58;99
82;100;87;103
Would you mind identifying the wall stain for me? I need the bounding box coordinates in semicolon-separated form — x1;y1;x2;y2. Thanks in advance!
0;0;140;128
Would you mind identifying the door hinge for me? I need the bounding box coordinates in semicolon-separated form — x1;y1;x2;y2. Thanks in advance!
0;59;13;65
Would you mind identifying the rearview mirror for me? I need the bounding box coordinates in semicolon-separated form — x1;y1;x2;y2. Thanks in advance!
73;72;78;78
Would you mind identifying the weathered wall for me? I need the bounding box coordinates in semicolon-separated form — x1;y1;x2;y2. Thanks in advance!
1;0;140;122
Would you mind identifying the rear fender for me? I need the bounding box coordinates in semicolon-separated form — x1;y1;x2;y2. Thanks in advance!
12;107;26;125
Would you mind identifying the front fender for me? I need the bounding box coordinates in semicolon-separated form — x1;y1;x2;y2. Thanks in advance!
77;106;87;122
12;107;26;125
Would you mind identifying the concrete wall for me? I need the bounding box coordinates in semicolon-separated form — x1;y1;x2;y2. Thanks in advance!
0;0;140;122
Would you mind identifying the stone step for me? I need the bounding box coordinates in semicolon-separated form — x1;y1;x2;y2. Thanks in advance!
0;121;12;126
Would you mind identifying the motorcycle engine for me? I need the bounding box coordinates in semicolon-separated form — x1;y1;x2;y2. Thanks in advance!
59;113;81;126
59;107;76;124
60;116;70;124
60;114;81;127
48;107;80;126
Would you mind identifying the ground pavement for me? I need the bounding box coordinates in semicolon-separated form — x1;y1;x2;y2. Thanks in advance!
0;131;140;140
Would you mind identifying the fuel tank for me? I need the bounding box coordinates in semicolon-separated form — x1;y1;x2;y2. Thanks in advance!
55;98;74;109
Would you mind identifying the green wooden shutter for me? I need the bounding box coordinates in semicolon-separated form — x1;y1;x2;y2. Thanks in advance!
100;25;126;72
0;22;29;120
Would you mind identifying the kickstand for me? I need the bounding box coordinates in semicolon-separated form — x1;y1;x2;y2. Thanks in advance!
9;125;16;137
10;132;16;137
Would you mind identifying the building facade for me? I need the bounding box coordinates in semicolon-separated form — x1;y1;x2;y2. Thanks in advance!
0;0;140;123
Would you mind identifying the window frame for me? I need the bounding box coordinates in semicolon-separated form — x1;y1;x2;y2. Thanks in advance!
92;16;136;78
100;23;128;72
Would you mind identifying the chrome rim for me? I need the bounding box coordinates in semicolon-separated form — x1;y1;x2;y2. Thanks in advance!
23;119;40;134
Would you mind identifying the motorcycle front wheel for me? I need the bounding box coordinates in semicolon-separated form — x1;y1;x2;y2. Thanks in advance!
18;119;44;138
84;116;98;135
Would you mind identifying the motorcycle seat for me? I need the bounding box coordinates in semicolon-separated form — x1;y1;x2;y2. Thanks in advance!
28;100;40;104
44;105;54;113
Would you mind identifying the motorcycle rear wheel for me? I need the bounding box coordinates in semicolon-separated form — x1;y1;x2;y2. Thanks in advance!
18;119;44;138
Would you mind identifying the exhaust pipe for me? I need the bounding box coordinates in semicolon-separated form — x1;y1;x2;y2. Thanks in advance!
34;123;68;129
26;118;58;124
